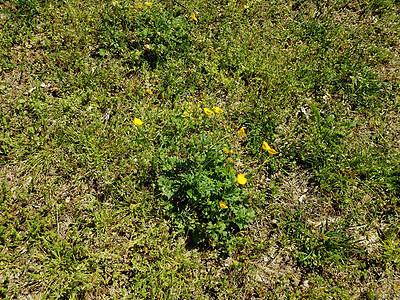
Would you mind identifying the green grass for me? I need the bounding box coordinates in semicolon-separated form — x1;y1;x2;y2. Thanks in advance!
1;0;400;298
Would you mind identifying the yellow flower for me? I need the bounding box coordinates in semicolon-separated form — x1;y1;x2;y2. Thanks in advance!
204;108;213;116
213;106;223;114
133;118;143;126
237;174;247;185
222;147;233;154
238;127;246;137
146;88;153;95
222;147;230;154
135;4;143;8
144;2;152;7
190;12;198;22
262;141;278;155
219;200;228;209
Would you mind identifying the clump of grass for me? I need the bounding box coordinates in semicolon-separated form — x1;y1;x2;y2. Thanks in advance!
281;208;365;271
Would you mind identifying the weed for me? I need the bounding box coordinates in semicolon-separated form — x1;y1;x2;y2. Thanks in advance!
157;135;254;252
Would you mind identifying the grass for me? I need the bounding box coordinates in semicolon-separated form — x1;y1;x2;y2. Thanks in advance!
0;0;399;298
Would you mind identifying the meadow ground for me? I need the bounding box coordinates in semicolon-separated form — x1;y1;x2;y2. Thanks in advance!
0;0;399;298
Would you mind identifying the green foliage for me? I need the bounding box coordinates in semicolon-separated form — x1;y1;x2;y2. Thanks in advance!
298;106;356;191
6;0;43;23
386;167;400;196
363;0;400;15
327;59;387;108
157;136;254;252
0;0;399;298
0;274;9;299
240;107;278;159
378;223;400;268
97;2;194;67
281;208;364;271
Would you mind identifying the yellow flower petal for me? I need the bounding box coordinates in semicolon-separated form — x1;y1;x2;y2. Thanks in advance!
262;141;278;155
135;4;143;8
238;127;246;137
213;106;223;114
268;148;278;155
190;12;198;22
237;174;247;185
134;118;143;126
219;200;228;209
262;141;271;151
146;88;153;95
204;108;213;116
222;147;230;154
145;2;152;7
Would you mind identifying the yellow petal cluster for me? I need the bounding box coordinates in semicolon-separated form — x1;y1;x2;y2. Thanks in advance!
204;108;213;116
213;106;223;114
144;2;152;7
190;12;198;22
134;118;143;126
237;174;247;185
146;88;153;95
222;147;231;154
262;141;278;155
238;127;246;137
219;201;228;209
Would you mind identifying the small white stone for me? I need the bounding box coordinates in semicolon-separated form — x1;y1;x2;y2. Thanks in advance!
28;87;36;94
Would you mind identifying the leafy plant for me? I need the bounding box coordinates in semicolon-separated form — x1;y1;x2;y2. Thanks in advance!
156;136;254;252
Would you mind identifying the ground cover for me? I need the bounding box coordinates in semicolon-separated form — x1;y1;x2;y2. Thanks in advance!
0;0;399;298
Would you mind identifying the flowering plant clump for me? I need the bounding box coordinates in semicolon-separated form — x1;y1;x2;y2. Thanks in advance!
157;136;255;252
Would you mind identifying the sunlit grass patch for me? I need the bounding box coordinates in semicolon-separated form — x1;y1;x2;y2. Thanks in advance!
0;0;399;298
